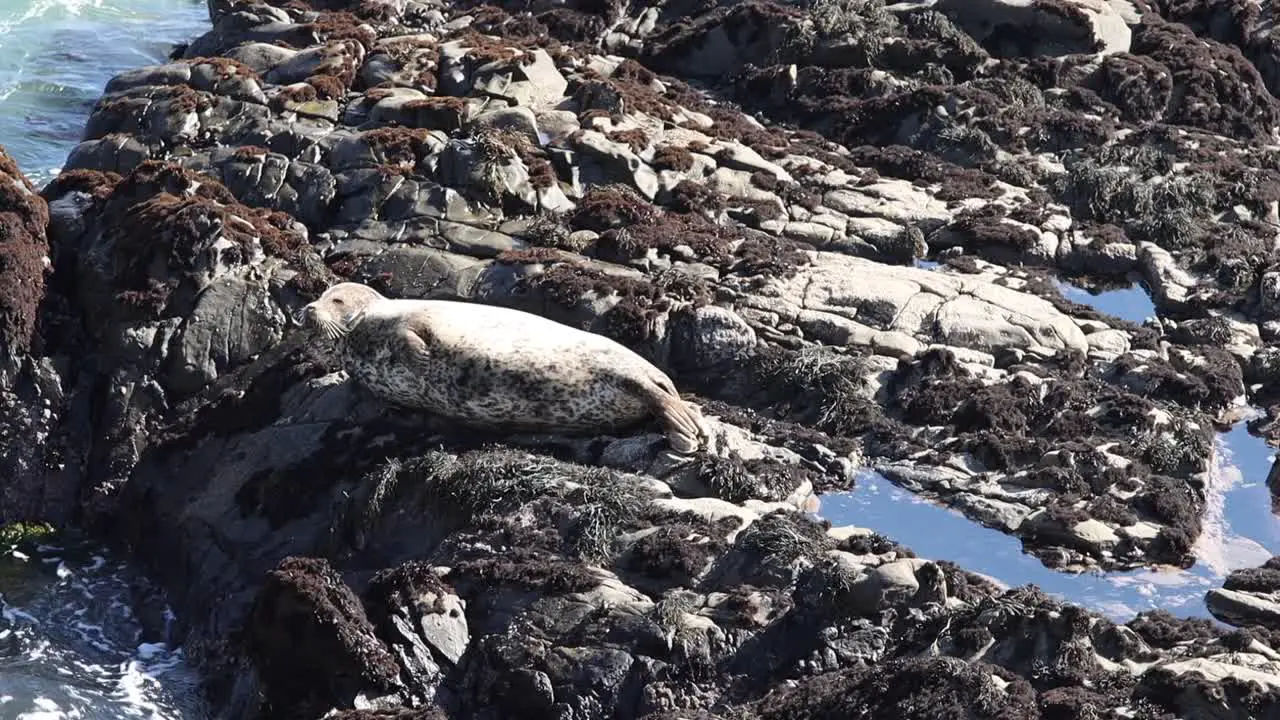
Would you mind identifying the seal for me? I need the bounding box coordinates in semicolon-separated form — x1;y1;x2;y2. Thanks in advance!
299;282;710;453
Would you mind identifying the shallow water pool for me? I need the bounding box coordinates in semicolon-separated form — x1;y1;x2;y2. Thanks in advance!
819;277;1280;622
818;473;1217;621
818;423;1279;623
1054;277;1157;326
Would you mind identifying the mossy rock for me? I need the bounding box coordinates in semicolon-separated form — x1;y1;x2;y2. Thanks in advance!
0;521;57;547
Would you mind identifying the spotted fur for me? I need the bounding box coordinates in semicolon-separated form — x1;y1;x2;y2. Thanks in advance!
300;283;710;453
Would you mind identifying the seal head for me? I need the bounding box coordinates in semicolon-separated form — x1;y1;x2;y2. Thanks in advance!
299;282;385;341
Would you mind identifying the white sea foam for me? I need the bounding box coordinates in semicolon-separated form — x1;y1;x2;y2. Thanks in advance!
0;0;211;717
0;0;104;35
1;543;211;719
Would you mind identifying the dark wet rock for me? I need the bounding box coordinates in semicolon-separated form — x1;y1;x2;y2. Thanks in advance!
1207;557;1280;632
0;146;79;525
749;655;1040;720
247;556;402;716
201;145;339;229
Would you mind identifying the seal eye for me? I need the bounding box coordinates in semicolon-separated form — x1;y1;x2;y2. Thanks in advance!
333;298;345;306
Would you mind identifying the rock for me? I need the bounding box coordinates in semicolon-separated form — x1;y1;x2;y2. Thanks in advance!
369;94;469;131
1139;242;1195;307
247;557;401;717
823;181;952;232
644;1;794;79
1085;328;1130;355
668;305;758;374
1206;588;1280;630
64;134;152;174
1205;557;1280;630
104;63;194;94
360;34;440;89
163;268;288;398
209;148;337;228
747;252;1088;355
1261;270;1280;319
846;558;940;615
265;41;364;87
17;2;1280;719
846;215;908;245
417;590;469;664
751;656;1040;719
711;141;793;182
1137;655;1280;718
465;47;567;108
934;0;1133;57
1070;518;1120;548
0;146;77;525
224;42;299;74
572;129;659;200
469;105;541;143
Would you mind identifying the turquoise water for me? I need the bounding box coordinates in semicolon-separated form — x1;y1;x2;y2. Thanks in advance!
0;0;206;186
0;0;211;716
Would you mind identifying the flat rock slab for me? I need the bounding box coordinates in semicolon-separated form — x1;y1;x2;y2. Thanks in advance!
753;252;1088;355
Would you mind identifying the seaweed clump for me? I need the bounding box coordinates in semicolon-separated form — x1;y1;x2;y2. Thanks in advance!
246;556;401;718
747;345;885;437
90;161;310;319
752;656;1038;719
0;147;51;358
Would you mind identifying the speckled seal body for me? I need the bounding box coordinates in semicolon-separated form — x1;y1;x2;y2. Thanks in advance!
300;282;709;453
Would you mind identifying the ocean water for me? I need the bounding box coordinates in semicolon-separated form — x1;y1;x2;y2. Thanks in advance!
0;0;207;186
0;0;211;716
0;540;208;718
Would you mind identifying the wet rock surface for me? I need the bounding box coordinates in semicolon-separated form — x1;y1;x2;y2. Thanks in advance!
5;0;1280;717
1207;556;1280;633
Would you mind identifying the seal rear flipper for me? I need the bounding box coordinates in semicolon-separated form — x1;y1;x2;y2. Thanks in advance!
654;393;710;455
636;369;710;454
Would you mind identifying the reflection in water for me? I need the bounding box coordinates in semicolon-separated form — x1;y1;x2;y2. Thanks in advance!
818;473;1216;622
1054;277;1156;325
1214;417;1280;559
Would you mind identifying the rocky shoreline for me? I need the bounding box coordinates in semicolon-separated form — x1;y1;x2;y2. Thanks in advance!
5;0;1280;716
